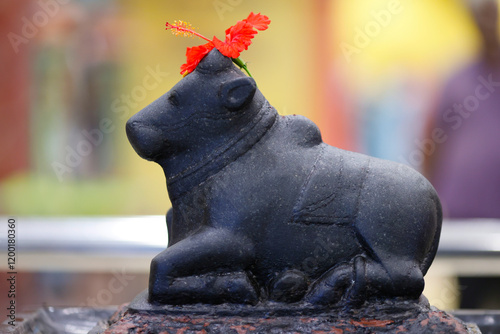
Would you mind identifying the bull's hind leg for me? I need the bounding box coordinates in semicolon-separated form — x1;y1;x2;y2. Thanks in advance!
304;259;357;306
305;254;424;306
269;269;309;303
347;255;424;303
348;158;440;302
148;227;258;305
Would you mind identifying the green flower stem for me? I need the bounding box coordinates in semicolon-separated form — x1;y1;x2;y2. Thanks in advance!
232;57;252;77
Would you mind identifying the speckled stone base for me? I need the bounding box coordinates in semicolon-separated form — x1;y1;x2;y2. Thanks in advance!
90;294;480;334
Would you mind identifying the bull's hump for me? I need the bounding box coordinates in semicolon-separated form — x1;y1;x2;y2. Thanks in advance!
281;114;323;148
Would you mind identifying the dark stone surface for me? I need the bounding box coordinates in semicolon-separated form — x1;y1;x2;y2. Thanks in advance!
4;305;493;334
126;49;443;307
92;298;481;334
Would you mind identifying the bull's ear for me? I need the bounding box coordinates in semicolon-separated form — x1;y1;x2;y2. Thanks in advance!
220;77;256;111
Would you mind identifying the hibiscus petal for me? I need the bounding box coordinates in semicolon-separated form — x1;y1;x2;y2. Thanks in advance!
244;12;270;31
225;21;256;42
212;36;240;58
212;13;269;61
221;22;256;54
180;42;215;75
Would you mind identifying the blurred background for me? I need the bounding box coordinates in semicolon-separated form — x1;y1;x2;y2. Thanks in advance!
0;0;484;216
1;0;500;324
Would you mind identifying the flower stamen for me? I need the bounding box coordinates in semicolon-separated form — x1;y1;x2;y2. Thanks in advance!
165;21;212;42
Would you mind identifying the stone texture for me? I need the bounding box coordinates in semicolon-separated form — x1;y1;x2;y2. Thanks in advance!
92;298;480;334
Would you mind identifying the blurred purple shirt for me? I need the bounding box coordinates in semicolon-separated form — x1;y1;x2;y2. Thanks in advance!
431;61;500;218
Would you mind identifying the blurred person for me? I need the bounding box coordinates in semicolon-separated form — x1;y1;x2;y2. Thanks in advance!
425;0;500;219
424;0;500;309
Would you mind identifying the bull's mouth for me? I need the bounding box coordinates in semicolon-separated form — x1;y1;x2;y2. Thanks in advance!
126;120;168;161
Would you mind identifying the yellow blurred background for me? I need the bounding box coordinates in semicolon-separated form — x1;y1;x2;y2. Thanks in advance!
0;0;484;216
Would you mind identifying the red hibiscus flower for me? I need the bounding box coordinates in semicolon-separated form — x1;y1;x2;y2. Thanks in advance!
165;13;270;76
179;42;215;76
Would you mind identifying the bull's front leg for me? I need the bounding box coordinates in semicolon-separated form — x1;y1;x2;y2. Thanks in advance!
148;227;258;305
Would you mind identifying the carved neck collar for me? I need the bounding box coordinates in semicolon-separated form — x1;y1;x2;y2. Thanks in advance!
165;102;277;201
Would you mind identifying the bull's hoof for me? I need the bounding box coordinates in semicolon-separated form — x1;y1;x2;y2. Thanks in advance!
269;269;309;303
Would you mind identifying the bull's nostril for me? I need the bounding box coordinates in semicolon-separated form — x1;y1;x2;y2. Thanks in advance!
126;120;140;140
126;120;139;131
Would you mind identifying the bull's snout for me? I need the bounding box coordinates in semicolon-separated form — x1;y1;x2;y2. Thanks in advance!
126;116;165;161
125;116;142;149
125;118;139;140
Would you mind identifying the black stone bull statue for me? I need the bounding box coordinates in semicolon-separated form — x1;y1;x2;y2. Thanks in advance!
126;49;442;307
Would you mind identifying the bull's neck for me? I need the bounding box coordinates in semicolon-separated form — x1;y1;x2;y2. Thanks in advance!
161;101;278;201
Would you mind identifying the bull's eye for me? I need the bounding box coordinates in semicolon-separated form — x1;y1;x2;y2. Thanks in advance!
169;91;180;107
